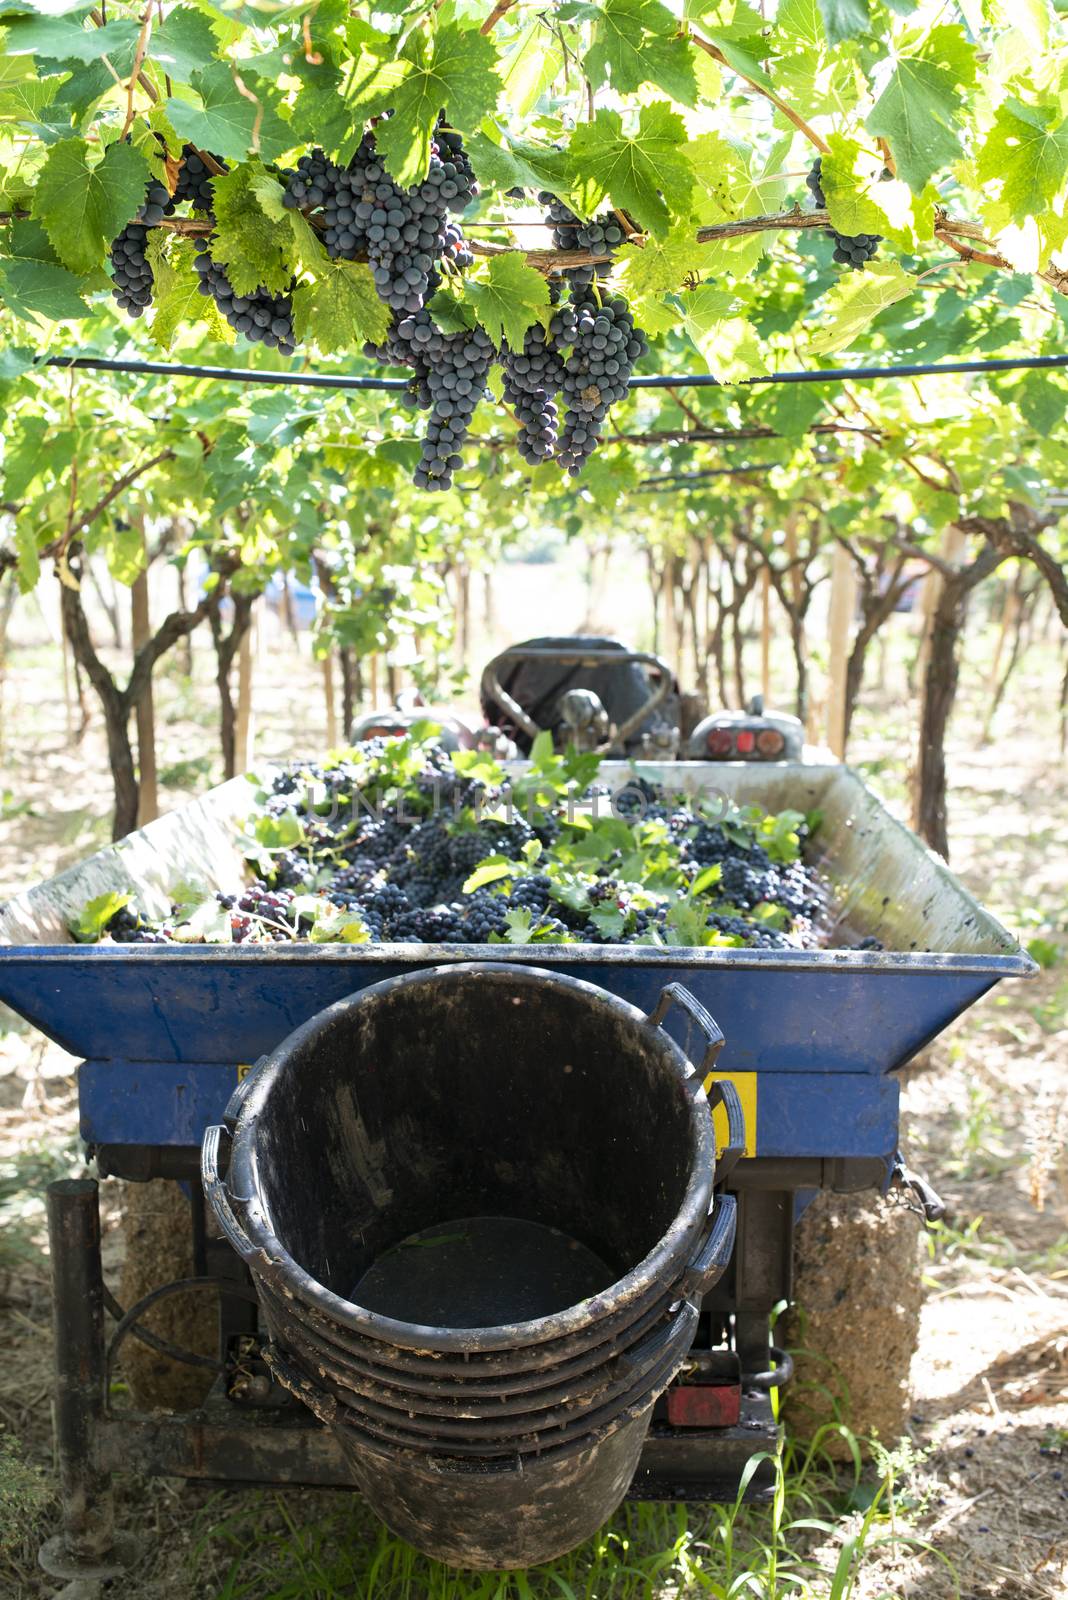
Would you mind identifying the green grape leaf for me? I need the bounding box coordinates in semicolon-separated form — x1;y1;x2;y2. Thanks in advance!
464;252;548;349
0;70;59;122
104;518;148;586
128;120;170;185
585;0;698;107
462;856;514;892
976;99;1068;224
151;6;220;85
814;0;869;45
150;237;235;350
819;134;888;238
0;256;89;321
1016;372;1068;435
210;165;295;295
807;257;913;355
3;11;140;69
570;103;694;237
762;382;825;438
866;26;976;193
465;129;573;201
618;221;705;295
290;63;351;158
168;63;293;162
291;260;391;353
13;519;41;595
32;137;149;274
371;23;501;187
70;892;132;944
426;287;476;333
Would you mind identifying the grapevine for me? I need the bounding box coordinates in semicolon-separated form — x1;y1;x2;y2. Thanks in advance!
97;117;649;491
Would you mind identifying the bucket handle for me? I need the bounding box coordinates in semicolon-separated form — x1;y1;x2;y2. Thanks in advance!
647;985;746;1176
201;1123;255;1260
221;1055;268;1131
647;982;725;1074
679;1193;738;1302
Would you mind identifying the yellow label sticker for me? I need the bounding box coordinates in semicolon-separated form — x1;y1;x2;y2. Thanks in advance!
236;1062;254;1081
703;1070;758;1160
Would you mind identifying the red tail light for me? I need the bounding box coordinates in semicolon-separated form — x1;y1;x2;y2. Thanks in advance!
756;728;785;756
735;729;756;754
706;728;734;756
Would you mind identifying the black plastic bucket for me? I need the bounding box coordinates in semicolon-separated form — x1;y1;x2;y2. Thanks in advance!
203;962;741;1567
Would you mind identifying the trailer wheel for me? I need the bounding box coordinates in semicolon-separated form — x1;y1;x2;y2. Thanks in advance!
779;1186;923;1458
119;1179;217;1411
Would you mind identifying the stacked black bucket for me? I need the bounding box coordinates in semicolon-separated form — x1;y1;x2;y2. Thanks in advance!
204;964;740;1568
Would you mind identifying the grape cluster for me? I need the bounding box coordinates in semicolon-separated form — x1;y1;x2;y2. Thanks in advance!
368;308;495;490
93;738;847;952
806;160;881;271
557;295;649;475
540;195;624;290
193;237;297;354
108;143;227;321
174;145;225;212
501;299;576;465
282;129;476;314
108;178;175;315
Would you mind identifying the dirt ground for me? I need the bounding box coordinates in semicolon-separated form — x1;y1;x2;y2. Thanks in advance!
0;568;1065;1599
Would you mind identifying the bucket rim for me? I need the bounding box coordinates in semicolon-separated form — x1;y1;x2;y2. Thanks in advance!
220;960;716;1353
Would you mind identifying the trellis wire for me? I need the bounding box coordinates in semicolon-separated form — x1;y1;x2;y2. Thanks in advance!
40;351;1068;393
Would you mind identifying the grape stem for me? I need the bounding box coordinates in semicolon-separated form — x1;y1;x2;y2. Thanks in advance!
120;4;155;140
480;0;519;34
689;31;831;155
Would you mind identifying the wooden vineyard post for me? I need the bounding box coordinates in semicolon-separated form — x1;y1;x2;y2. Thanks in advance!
234;600;255;772
825;542;857;759
322;652;338;747
131;527;158;827
980;572;1019;743
760;568;771;703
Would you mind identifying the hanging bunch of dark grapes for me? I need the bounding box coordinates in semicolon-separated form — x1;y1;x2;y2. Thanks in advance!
109;177;175;316
540;194;624;290
501;312;570;464
806;160;881;271
557;295;648;475
174;145;226;213
192;237;297;354
281;127;477;315
368;308;494;489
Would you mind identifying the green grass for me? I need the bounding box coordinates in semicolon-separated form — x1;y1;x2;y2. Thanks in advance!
0;1137;81;1269
923;1215;1068;1282
191;1430;952;1600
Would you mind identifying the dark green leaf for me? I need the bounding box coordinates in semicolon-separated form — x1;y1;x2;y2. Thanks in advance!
814;0;869;46
372;24;501;187
570;103;694;237
151;6;220;85
32;136;149;273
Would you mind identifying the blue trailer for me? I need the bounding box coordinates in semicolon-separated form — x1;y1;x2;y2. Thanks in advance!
0;760;1033;1583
